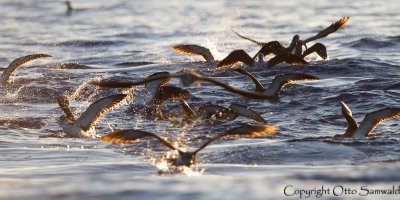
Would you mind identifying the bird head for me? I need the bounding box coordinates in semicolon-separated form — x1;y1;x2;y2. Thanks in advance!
293;35;300;42
256;53;265;63
317;48;328;59
65;1;72;11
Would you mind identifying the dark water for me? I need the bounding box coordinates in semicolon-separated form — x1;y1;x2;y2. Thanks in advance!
0;1;399;200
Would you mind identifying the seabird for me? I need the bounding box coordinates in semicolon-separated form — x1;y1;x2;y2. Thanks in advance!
216;49;307;68
171;44;287;68
65;1;73;13
232;16;349;62
127;72;190;112
65;1;86;15
171;44;215;62
90;70;318;99
1;54;51;85
101;124;277;167
336;101;400;138
57;93;127;137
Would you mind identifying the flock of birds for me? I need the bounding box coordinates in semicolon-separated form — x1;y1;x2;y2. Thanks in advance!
1;5;400;172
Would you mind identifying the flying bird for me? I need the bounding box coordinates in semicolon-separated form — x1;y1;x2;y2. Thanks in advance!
65;1;73;13
336;101;400;138
231;16;349;61
57;93;127;137
101;124;278;167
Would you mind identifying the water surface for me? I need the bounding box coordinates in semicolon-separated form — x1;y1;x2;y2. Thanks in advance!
0;0;399;199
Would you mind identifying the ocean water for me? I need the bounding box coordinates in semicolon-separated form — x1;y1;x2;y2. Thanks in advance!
0;0;399;200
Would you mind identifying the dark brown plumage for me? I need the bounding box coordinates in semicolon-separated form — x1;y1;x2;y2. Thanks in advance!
267;52;308;68
1;54;51;85
217;50;254;68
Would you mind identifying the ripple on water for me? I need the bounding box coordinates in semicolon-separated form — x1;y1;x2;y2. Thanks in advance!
0;0;399;199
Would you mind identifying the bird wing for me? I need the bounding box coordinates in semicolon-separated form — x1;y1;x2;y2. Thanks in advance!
197;75;281;99
101;129;153;143
265;74;318;97
253;41;287;59
234;68;265;92
1;54;51;84
352;107;400;138
267;52;308;68
217;49;254;68
76;94;127;131
340;101;358;137
154;85;191;104
90;72;173;88
145;72;171;87
57;95;76;121
229;103;267;123
101;129;182;152
231;27;266;46
302;43;327;59
193;124;277;154
303;16;350;44
171;44;214;62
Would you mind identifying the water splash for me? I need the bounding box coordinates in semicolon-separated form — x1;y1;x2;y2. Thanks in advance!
3;85;26;101
150;151;205;176
67;79;99;115
182;166;205;177
68;81;88;100
202;39;223;60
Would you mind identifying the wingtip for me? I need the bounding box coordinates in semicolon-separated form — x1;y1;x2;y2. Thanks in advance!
246;124;278;136
171;44;190;53
337;16;350;29
100;135;141;144
171;45;182;51
340;100;353;110
263;125;278;135
101;129;145;144
225;124;278;137
340;101;349;111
